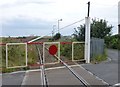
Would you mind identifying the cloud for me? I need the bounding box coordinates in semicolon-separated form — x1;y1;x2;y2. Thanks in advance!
0;0;54;8
2;18;53;29
0;0;119;36
1;18;55;36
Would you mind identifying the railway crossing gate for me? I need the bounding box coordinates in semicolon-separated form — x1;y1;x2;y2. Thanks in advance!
4;17;91;69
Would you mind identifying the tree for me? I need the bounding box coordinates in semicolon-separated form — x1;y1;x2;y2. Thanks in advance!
73;19;113;41
52;33;61;41
105;34;120;49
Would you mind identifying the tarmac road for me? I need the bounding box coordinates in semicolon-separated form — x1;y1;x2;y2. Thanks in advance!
2;49;118;86
46;67;84;85
2;65;106;86
82;49;119;85
2;72;25;86
20;65;106;86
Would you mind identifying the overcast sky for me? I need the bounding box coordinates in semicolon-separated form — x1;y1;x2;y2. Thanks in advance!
0;0;119;37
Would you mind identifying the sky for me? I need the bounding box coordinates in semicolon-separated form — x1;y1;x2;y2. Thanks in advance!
0;0;119;37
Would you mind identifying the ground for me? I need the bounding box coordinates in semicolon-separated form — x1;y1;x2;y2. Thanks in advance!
1;49;119;86
82;49;118;85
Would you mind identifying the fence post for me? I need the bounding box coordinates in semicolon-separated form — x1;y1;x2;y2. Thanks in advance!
85;17;90;63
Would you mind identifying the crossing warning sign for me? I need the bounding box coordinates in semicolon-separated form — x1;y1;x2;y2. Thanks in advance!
49;45;58;55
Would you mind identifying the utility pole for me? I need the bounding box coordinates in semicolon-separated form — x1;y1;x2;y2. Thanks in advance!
85;1;91;63
52;25;56;37
58;19;62;33
87;1;90;17
118;1;120;34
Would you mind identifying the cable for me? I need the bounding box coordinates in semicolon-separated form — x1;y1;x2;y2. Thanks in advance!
28;18;85;43
59;19;84;30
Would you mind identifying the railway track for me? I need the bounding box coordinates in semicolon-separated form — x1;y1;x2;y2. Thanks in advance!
0;42;108;86
35;44;89;86
36;44;49;87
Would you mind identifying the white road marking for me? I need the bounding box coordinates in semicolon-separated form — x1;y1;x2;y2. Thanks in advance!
3;62;110;86
3;64;79;75
21;64;80;85
21;72;27;85
113;83;120;86
26;69;41;72
45;64;80;71
108;57;112;62
9;71;26;75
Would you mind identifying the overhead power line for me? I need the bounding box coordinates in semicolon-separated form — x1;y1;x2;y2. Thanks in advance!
28;18;84;43
52;19;85;34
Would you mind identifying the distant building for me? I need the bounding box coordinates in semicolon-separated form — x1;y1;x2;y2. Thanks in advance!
118;1;120;34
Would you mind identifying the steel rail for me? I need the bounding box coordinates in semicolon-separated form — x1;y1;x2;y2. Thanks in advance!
36;45;49;87
55;55;90;87
45;46;89;86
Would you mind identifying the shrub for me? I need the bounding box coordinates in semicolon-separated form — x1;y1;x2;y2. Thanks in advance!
52;33;61;41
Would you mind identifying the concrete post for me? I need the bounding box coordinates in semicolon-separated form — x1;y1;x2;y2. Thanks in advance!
85;17;90;63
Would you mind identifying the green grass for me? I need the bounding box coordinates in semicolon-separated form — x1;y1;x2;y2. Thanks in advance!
60;42;85;61
7;44;26;67
1;36;108;72
60;44;72;60
27;45;38;65
1;37;39;73
91;49;107;64
73;43;84;60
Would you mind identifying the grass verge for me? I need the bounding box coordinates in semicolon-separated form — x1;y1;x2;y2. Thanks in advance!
91;49;107;64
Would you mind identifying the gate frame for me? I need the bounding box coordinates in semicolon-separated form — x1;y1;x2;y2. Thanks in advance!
43;42;60;65
6;43;28;69
72;42;85;61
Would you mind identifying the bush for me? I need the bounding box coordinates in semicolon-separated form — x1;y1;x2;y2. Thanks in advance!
91;49;107;64
52;33;61;41
1;37;38;73
60;44;72;60
105;34;120;50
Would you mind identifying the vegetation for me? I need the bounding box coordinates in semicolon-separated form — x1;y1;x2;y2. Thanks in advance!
59;37;85;61
60;44;72;60
73;19;114;62
52;33;61;41
73;19;119;50
7;45;26;67
73;19;113;41
27;45;38;65
1;18;118;72
91;49;107;64
1;37;38;73
73;43;84;60
105;34;120;50
60;43;85;61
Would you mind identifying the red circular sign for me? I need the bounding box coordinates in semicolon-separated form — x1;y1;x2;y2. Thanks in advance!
49;45;58;55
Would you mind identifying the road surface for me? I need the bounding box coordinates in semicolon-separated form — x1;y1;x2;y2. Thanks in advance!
82;49;118;85
2;49;118;86
2;65;106;86
2;72;25;85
